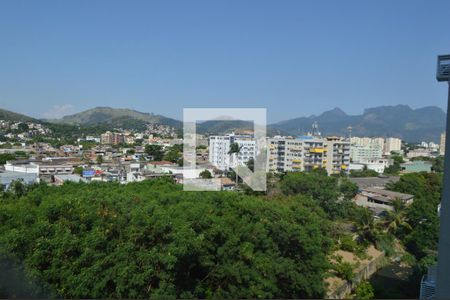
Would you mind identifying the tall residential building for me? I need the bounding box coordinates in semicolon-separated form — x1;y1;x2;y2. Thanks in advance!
350;144;383;162
209;134;256;170
440;133;446;156
112;133;125;145
101;131;124;145
267;136;350;175
124;135;135;145
350;136;385;149
101;132;113;145
384;137;402;155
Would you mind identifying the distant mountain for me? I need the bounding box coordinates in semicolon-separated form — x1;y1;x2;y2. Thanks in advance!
269;105;446;143
0;108;40;123
196;120;284;136
48;107;182;130
50;107;284;135
196;120;253;135
2;105;445;142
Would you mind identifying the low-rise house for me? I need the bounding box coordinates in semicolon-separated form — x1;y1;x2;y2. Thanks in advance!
38;162;73;175
126;170;175;183
60;145;81;155
349;176;399;189
196;148;209;163
355;187;414;211
160;165;215;179
220;177;235;191
146;161;177;168
349;158;392;174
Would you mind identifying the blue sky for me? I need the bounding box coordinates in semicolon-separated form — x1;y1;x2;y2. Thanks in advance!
0;0;449;123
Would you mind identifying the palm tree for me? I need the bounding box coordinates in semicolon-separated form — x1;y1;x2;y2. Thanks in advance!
356;208;379;244
384;198;412;234
228;142;243;189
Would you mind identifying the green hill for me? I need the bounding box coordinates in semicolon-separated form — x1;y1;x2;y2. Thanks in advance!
0;108;40;123
47;107;182;130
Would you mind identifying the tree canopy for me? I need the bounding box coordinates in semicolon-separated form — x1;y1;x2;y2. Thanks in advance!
145;144;164;161
0;179;333;299
386;172;441;260
279;170;359;220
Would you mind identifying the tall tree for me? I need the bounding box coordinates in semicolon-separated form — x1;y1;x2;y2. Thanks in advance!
228;142;243;188
355;208;378;244
145;144;164;161
383;198;412;235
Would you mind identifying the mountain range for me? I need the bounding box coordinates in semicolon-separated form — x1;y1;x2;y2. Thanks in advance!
270;105;446;143
45;107;181;131
0;105;446;142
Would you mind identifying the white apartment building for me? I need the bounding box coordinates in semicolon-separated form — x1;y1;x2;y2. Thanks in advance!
350;137;385;149
350;144;383;162
384;137;402;155
267;136;350;175
420;141;439;152
209;134;256;170
440;133;446;156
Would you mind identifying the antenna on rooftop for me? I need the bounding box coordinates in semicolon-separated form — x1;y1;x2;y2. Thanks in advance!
347;126;353;140
311;121;321;137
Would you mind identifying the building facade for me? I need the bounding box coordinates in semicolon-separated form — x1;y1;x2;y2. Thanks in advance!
267;136;350;175
350;144;383;162
101;131;125;145
209;134;256;170
349;158;392;173
384;137;402;155
350;137;385;149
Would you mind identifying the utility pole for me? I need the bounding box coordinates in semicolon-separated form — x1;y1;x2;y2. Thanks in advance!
436;54;450;299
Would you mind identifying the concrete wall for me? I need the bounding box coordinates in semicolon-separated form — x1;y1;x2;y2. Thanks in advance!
327;247;386;299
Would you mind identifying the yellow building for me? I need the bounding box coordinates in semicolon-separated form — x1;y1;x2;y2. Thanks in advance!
267;136;350;175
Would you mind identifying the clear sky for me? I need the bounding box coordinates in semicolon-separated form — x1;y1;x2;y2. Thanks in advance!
0;0;450;123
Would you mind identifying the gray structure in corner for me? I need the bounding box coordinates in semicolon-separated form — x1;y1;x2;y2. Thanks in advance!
436;54;450;299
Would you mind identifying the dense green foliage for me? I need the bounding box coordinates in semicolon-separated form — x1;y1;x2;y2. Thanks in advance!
0;179;333;298
279;170;359;219
376;172;442;298
0;151;30;164
354;281;374;299
145;144;164;161
0;153;16;164
163;144;183;165
199;169;213;179
386;172;441;260
383;154;404;175
349;167;379;178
